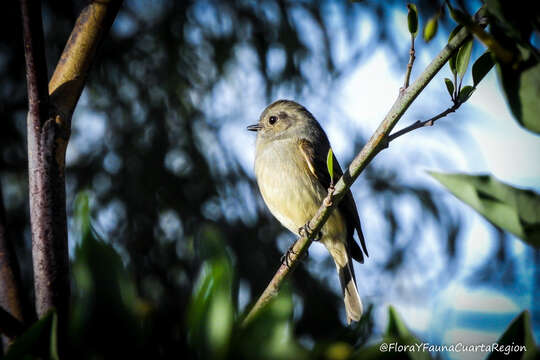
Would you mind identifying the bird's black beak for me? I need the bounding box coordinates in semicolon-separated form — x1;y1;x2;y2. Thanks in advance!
247;124;262;132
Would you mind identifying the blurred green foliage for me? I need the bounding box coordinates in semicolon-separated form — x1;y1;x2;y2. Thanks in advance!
8;203;538;360
452;0;540;134
7;194;537;359
68;193;150;357
434;0;540;246
486;0;540;134
5;311;57;360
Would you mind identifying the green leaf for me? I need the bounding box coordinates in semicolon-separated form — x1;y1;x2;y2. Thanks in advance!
456;38;473;80
447;3;469;25
74;191;91;240
423;16;438;42
5;311;56;360
238;285;308;360
430;172;540;248
472;51;495;86
486;311;537;360
458;85;474;102
444;78;454;98
49;313;59;360
384;306;432;360
448;25;463;76
327;148;334;184
70;191;149;350
498;59;540;134
386;306;414;342
448;25;463;42
187;227;235;359
407;4;418;37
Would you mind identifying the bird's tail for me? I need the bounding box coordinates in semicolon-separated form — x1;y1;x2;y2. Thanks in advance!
329;243;363;324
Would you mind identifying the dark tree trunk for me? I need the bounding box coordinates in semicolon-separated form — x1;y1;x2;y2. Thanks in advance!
20;0;70;353
0;185;27;348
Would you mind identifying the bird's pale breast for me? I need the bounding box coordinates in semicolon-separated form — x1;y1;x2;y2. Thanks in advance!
255;138;346;242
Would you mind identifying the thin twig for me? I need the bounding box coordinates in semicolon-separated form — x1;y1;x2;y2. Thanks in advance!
402;34;416;92
384;101;462;146
242;12;478;326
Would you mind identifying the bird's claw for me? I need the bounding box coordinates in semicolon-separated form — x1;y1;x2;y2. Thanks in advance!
280;243;308;268
298;223;322;241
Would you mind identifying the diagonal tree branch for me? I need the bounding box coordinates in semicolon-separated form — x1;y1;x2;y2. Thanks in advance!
242;14;478;326
49;0;124;122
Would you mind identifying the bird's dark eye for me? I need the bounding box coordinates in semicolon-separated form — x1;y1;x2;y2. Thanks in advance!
269;116;278;125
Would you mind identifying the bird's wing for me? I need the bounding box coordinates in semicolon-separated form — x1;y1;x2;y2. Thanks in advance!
298;139;368;262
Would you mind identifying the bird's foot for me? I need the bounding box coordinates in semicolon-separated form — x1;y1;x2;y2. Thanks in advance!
298;223;322;241
280;242;308;268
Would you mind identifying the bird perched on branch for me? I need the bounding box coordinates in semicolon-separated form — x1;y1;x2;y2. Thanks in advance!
247;99;368;324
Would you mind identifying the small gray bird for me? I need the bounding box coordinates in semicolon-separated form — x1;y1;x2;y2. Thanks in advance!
247;99;368;324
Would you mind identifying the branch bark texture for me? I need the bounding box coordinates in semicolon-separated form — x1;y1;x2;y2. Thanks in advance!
243;20;474;326
21;0;69;324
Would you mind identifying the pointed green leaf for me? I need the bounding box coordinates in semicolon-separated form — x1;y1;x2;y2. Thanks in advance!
456;39;473;80
444;78;455;98
448;25;463;42
486;310;537;359
472;51;495;86
5;311;56;360
327;148;334;184
49;313;59;360
407;4;418;37
70;191;150;351
448;26;463;76
423;16;438;42
430;172;540;248
187;227;234;359
449;55;457;76
386;306;413;341
239;285;308;360
447;3;469;25
385;306;432;360
458;85;474;102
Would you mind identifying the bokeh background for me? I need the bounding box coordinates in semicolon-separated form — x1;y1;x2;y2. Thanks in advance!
1;0;538;359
